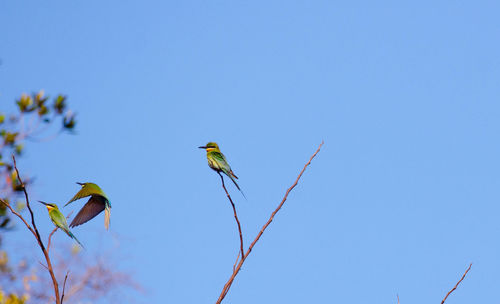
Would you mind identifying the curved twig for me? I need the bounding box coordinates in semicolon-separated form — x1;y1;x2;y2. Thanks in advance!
218;172;245;260
47;226;59;253
216;141;323;303
0;199;36;237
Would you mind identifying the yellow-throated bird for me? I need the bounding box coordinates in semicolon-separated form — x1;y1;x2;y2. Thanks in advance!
39;201;84;248
199;142;245;197
65;182;111;230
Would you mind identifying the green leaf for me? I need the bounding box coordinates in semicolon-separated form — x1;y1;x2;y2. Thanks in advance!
34;90;48;106
63;112;76;130
3;132;18;146
37;105;49;116
16;94;33;112
14;145;23;156
0;205;6;216
0;219;9;228
15;202;25;212
54;95;67;114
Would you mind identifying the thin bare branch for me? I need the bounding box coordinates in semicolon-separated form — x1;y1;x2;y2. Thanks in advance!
11;155;62;304
47;226;59;253
61;271;70;304
39;261;49;271
218;172;245;260
397;294;400;304
12;155;45;251
0;198;37;237
232;251;240;273
216;141;323;304
441;263;472;304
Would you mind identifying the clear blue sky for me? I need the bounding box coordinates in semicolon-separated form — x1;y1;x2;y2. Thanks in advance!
1;1;500;303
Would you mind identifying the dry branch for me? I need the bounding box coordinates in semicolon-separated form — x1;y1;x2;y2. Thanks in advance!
3;155;63;304
216;141;323;303
441;263;472;304
61;271;70;304
218;172;245;260
47;227;59;253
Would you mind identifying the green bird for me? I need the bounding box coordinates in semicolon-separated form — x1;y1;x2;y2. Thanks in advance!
39;201;84;248
65;182;111;230
198;142;245;197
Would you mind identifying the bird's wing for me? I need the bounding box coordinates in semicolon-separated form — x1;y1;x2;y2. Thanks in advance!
210;151;231;170
69;196;106;228
65;183;108;206
65;187;93;206
49;209;70;231
85;183;109;200
212;152;239;179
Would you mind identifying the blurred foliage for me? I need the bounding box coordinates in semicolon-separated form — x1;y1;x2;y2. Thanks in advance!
0;251;31;304
0;90;76;301
0;91;77;241
0;243;140;304
0;293;27;304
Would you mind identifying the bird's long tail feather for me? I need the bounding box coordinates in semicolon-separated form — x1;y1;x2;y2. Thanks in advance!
104;204;111;230
224;170;246;199
67;230;84;249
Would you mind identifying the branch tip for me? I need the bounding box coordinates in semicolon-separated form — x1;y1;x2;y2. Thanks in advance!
441;263;472;304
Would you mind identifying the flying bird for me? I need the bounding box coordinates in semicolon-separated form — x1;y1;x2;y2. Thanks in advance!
65;182;111;230
199;142;245;197
39;201;84;248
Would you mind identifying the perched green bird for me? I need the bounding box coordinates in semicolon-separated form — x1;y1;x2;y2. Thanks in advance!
65;182;111;230
199;142;245;196
39;201;84;248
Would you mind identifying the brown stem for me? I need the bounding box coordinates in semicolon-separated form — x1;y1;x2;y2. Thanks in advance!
218;172;245;260
232;251;240;273
47;226;59;253
0;199;36;237
216;141;323;304
61;271;70;304
441;263;472;304
11;155;61;304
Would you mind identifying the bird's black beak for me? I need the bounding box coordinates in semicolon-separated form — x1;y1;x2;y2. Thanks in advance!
76;182;84;186
38;200;49;206
198;146;206;149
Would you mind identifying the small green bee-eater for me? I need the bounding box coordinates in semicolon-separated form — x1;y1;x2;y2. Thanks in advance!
39;201;84;248
65;182;111;230
198;142;245;196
